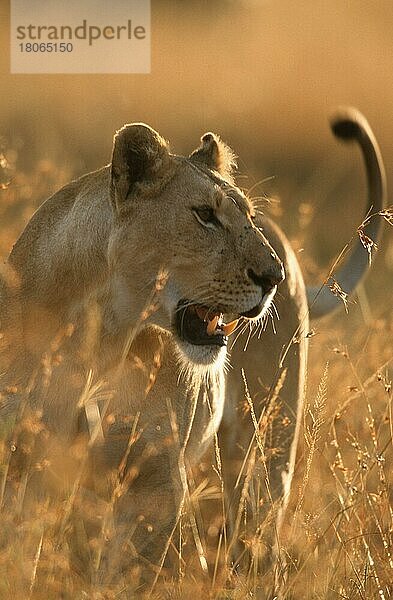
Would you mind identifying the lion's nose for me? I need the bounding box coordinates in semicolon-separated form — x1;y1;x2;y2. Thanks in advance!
246;263;285;295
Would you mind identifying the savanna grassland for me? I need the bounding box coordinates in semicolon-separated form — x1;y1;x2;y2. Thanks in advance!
1;1;393;598
0;131;392;600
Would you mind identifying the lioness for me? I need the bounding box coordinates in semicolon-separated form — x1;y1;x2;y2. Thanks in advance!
0;108;385;595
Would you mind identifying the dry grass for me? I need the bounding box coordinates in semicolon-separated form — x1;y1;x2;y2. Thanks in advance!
0;154;392;600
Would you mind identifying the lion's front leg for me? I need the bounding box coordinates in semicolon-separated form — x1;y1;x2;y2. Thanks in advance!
99;443;186;592
73;415;187;595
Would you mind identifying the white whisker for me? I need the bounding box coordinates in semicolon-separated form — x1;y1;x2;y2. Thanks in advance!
271;300;280;321
242;322;253;352
229;319;250;350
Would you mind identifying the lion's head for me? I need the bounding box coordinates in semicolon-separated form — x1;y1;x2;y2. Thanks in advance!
107;124;284;366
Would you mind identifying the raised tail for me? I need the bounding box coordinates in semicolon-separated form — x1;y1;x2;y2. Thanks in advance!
307;107;387;319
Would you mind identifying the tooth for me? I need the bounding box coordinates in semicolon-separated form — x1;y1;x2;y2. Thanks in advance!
222;319;239;336
206;316;219;335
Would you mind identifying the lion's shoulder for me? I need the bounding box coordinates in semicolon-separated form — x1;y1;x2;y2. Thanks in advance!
10;166;113;303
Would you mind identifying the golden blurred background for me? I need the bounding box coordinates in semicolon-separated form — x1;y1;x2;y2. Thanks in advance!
0;3;393;596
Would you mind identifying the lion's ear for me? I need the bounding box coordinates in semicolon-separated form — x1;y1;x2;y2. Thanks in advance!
189;132;237;182
110;123;171;211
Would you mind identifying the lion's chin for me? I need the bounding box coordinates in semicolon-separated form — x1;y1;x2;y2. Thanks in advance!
175;340;227;369
136;322;227;368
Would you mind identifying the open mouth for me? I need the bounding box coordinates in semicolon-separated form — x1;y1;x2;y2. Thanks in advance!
174;301;240;347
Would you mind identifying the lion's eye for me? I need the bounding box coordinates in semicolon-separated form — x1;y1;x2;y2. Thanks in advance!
192;206;220;229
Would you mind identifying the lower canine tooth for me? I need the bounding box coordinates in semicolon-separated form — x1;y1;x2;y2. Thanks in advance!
222;319;239;336
206;316;219;335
